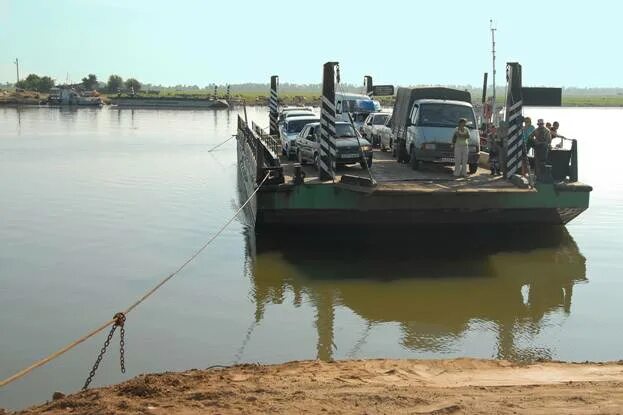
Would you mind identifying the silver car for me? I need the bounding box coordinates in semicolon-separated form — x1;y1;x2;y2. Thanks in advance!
280;115;319;159
361;112;391;147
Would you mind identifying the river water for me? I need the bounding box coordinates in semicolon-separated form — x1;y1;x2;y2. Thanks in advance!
0;106;622;410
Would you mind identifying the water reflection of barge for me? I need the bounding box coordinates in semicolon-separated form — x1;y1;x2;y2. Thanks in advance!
244;227;586;362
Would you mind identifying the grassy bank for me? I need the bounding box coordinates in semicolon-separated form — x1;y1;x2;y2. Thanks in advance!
562;95;623;106
4;88;623;107
106;91;623;107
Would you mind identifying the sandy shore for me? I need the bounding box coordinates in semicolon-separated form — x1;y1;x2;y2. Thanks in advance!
10;358;623;414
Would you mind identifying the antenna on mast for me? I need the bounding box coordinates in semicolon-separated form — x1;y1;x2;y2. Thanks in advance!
490;19;497;122
14;58;20;84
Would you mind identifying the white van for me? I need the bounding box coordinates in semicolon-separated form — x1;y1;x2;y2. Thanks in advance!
335;92;377;129
391;87;480;173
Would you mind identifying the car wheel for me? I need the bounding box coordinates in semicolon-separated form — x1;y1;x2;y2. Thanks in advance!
313;153;319;171
410;146;420;170
469;163;478;174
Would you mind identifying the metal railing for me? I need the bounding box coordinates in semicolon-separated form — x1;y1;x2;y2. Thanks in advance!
252;121;282;157
238;116;284;185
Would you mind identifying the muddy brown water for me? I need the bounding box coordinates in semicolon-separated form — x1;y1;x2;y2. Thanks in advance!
0;106;622;410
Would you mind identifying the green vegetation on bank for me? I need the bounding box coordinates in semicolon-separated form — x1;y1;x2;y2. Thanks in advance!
4;76;623;107
15;74;55;92
562;95;623;106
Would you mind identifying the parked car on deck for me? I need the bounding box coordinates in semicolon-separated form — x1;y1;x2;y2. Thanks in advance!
295;122;373;169
335;92;376;129
361;112;391;146
278;107;314;124
280;115;319;159
279;109;315;125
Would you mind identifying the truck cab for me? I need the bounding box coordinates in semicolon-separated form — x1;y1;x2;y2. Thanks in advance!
392;88;480;173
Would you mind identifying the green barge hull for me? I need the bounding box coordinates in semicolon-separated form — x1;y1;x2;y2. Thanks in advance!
254;182;590;226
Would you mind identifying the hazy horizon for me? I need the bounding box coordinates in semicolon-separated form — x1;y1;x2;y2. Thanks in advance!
2;0;622;88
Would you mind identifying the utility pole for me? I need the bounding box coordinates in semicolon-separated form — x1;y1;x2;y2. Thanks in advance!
490;20;497;122
14;58;20;84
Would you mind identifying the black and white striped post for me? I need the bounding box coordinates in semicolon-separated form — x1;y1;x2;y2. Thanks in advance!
269;76;279;136
364;75;373;97
226;84;231;101
319;62;339;181
503;62;523;178
213;85;218;100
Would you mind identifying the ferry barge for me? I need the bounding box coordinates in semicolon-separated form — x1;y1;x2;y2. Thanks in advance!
237;62;591;228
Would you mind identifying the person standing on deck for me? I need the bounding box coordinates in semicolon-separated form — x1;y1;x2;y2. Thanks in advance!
550;121;566;147
521;117;536;175
452;118;470;178
528;119;552;179
522;117;535;144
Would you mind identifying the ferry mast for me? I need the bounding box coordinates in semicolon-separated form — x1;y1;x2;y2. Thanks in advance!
490;20;497;121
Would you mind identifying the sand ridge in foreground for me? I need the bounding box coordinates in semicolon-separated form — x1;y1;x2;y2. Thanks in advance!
12;358;623;414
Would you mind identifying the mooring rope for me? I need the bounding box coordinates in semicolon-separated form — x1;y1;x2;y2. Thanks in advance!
336;78;377;185
208;134;237;152
0;172;270;389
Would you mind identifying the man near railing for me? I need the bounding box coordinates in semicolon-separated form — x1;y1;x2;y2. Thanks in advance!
527;119;552;180
550;121;567;148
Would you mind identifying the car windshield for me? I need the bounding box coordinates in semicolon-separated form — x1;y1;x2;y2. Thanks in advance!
286;118;318;133
373;114;389;125
416;104;476;129
335;123;356;138
351;113;369;122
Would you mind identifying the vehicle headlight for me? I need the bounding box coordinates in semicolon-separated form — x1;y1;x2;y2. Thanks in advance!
360;145;372;152
422;143;436;150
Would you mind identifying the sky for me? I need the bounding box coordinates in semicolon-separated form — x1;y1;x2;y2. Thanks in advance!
1;0;622;87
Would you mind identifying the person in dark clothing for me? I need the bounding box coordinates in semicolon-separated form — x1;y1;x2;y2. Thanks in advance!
528;119;552;179
488;124;502;175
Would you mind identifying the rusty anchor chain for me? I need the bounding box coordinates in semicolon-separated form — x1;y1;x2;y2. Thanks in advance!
82;313;126;390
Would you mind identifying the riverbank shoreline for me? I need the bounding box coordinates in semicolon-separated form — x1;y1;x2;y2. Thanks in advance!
3;90;623;108
9;358;623;414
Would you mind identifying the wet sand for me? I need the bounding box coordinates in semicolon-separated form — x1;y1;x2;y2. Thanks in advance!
11;358;623;414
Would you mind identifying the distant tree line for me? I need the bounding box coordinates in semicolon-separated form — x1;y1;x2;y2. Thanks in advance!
7;75;623;97
103;74;141;93
82;74;142;93
12;73;143;94
16;74;55;92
